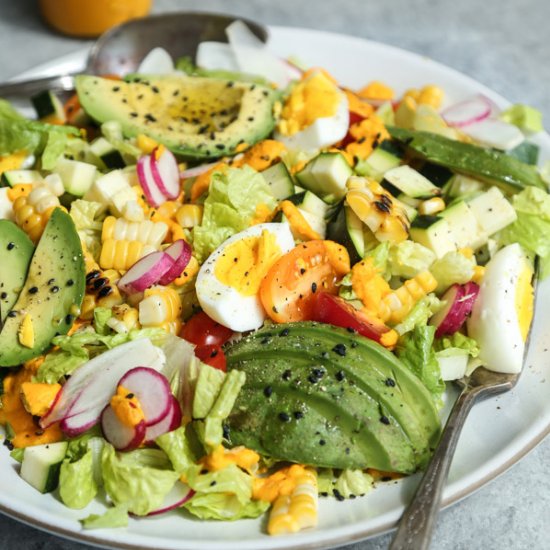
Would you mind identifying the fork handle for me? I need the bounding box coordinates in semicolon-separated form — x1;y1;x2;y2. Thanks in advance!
389;388;481;550
0;74;76;97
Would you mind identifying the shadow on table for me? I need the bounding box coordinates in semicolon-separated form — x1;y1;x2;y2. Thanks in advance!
2;0;52;34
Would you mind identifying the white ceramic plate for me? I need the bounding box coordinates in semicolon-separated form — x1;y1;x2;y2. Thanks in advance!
2;25;550;550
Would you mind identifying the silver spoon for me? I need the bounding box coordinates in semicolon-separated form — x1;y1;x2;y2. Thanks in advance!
390;264;539;550
0;11;268;97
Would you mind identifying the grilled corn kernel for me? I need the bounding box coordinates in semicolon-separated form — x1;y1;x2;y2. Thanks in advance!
99;239;155;271
176;204;203;228
418;197;446;216
417;85;444;109
101;216;168;248
139;285;182;333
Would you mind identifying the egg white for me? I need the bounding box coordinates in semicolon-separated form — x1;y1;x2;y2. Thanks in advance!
467;243;532;374
275;90;349;151
195;223;295;332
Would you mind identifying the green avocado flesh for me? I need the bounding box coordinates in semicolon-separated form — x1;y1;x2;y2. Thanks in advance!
388;126;546;191
225;322;441;473
75;75;278;159
0;221;34;324
0;209;85;367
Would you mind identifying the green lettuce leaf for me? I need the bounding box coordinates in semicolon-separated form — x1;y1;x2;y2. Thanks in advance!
93;307;113;336
499;187;550;277
80;505;129;529
364;241;391;275
41;132;68;170
429;251;476;293
36;350;88;383
500;104;543;133
59;449;97;509
101;444;179;516
434;332;480;357
69;199;105;261
334;469;373;499
184;463;269;521
155;426;200;475
393;294;441;336
388;240;436;279
191;165;277;262
396;325;445;402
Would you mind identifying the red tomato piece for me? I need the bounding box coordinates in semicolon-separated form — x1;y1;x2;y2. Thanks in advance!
312;292;397;348
180;311;234;347
195;345;227;372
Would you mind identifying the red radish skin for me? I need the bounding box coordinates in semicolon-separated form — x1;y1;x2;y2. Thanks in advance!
137;155;167;207
150;147;181;200
117;250;175;294
118;367;173;426
144;396;182;443
146;483;195;516
157;240;192;285
60;408;100;438
100;404;146;451
40;339;164;429
430;283;480;337
441;95;493;128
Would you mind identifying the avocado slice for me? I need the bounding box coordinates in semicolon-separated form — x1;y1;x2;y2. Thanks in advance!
0;209;85;367
225;322;441;473
75;75;278;160
0;221;34;324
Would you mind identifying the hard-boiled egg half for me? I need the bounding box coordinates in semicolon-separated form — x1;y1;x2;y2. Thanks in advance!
196;223;295;332
275;70;349;150
467;243;534;374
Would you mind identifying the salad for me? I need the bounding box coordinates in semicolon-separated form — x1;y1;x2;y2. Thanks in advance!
0;20;547;537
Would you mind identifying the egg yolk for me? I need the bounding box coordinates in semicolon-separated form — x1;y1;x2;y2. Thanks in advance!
215;230;283;296
277;71;340;136
515;264;534;341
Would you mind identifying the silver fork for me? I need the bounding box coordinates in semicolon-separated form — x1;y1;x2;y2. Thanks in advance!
390;266;538;550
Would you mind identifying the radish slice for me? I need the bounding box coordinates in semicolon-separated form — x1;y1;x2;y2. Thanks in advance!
118;367;173;426
441;95;493;128
117;250;175;294
150;147;181;200
137;47;175;75
60;408;99;438
40;339;164;429
180;161;219;179
196;41;239;72
157;240;192;285
225;20;292;89
147;482;195;516
144;396;182;443
137;155;166;207
460;118;525;150
430;283;480;337
100;404;146;451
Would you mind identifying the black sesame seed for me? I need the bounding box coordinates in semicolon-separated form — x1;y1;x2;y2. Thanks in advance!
345;447;350;455
346;327;357;333
145;114;157;123
263;386;273;397
350;341;358;348
3;439;14;450
382;476;392;482
293;411;304;419
151;86;160;93
332;343;346;356
7;311;16;318
129;112;138;118
335;370;345;381
126;393;135;399
112;86;120;92
319;439;326;446
279;328;290;337
278;412;291;422
222;424;230;439
311;282;317;293
6;242;15;251
260;336;270;344
385;378;396;387
47;278;55;285
300;268;306;274
215;144;225;150
50;286;60;294
28;286;39;294
380;415;390;425
308;374;319;384
0;292;6;299
210;480;217;486
313;367;325;379
282;369;292;381
321;351;329;359
209;349;218;358
65;314;73;324
333;489;345;502
66;279;74;287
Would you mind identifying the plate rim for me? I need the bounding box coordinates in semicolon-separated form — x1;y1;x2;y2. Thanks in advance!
2;23;549;550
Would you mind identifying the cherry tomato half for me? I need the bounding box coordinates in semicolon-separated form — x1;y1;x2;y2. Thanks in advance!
194;345;227;372
260;240;350;323
311;292;397;347
180;311;234;347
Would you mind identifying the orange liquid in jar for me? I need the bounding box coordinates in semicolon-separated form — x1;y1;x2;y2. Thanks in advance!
39;0;153;37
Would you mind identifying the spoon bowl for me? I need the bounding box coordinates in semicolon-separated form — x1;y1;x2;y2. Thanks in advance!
0;12;268;97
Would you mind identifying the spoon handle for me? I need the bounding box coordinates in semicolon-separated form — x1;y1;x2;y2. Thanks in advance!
0;74;76;97
389;387;481;550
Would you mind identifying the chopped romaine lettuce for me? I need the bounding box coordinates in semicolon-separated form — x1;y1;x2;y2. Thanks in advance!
81;505;129;529
393;294;441;336
192;165;277;262
101;445;179;516
430;251;476;293
155;426;200;475
389;240;436;279
500;104;543;133
59;449;97;509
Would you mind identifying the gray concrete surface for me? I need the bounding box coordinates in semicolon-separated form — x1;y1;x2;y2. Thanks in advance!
0;0;549;548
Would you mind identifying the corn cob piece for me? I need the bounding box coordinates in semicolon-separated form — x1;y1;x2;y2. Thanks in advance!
101;216;168;248
346;177;410;243
139;285;182;334
267;467;318;535
99;239;156;271
378;270;437;324
176;204;203;228
106;303;140;334
12;184;61;242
